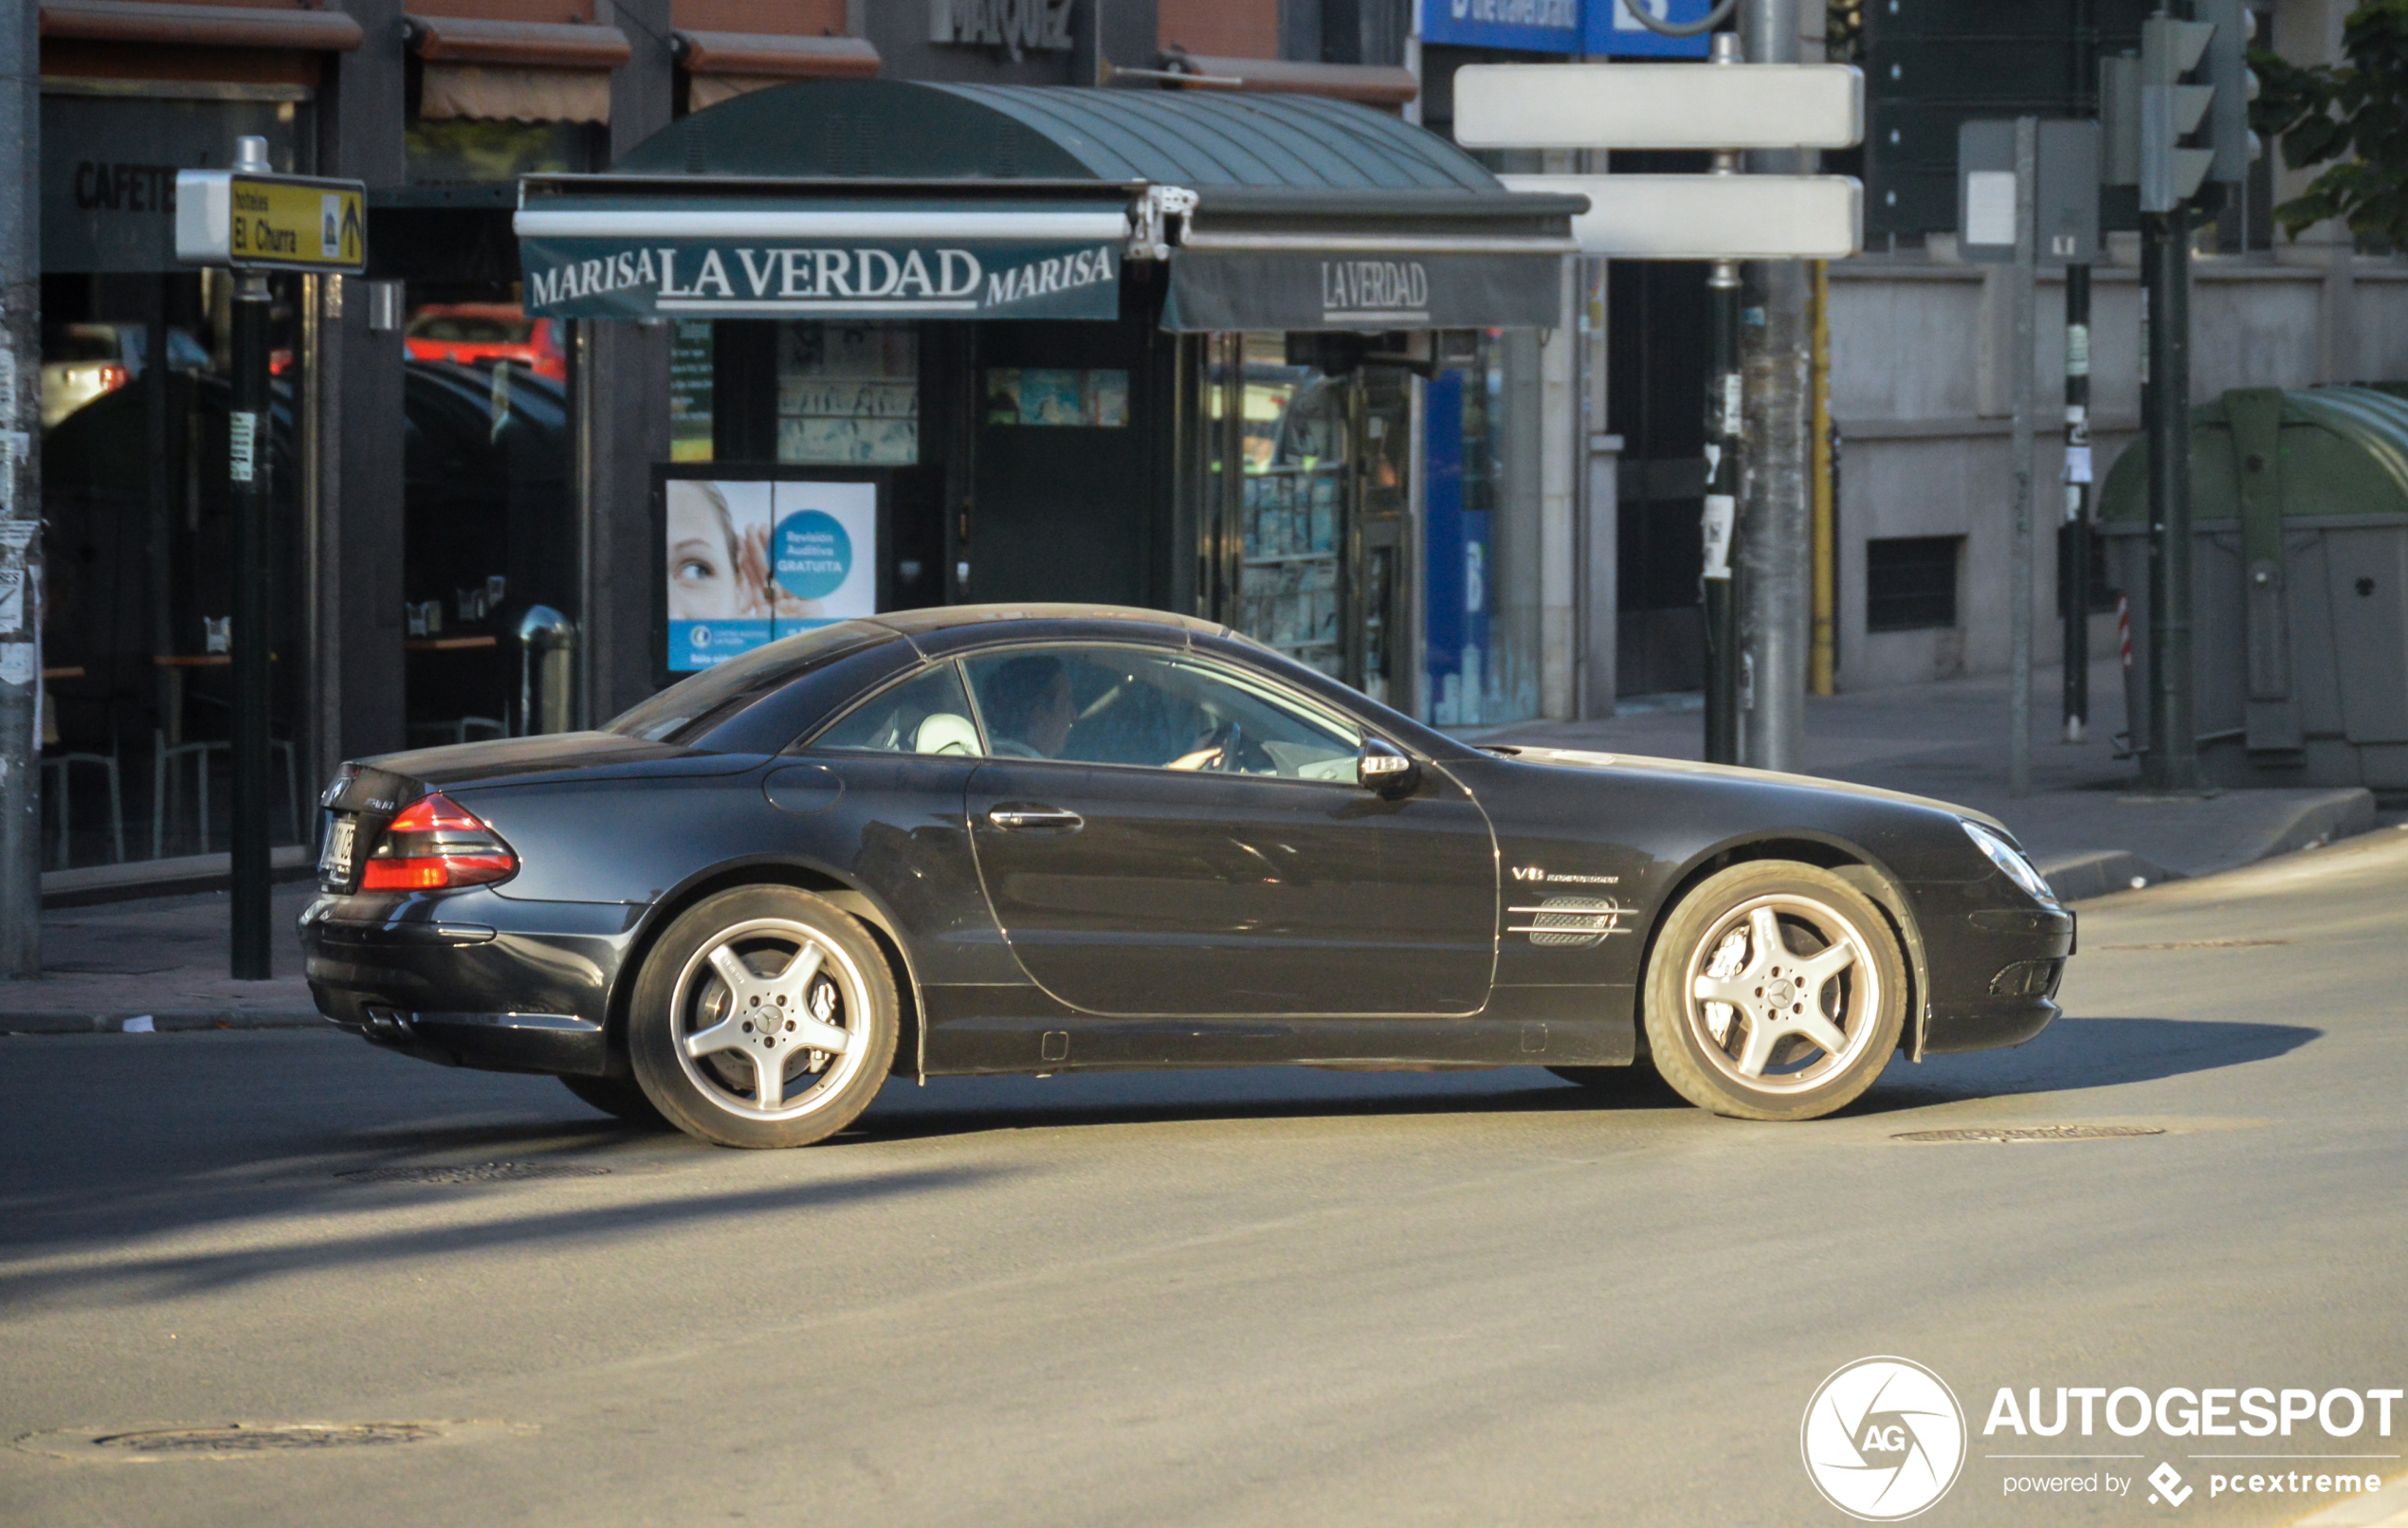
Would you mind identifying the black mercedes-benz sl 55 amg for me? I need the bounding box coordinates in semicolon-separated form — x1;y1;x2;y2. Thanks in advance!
301;603;2073;1147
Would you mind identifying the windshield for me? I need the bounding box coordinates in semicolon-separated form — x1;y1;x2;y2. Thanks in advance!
603;621;891;744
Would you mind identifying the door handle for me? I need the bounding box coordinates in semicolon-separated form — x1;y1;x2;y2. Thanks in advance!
988;806;1084;831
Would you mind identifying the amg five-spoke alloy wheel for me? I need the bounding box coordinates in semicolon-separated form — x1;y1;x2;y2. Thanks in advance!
1642;861;1906;1121
629;886;898;1148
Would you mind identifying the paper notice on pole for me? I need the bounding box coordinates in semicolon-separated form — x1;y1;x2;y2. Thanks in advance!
2063;446;2094;484
1702;493;1737;580
1965;171;2017;247
0;569;24;634
229;410;258;484
0;348;15;419
0;643;32;687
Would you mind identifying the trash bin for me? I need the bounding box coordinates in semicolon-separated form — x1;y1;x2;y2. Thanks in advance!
2100;385;2408;790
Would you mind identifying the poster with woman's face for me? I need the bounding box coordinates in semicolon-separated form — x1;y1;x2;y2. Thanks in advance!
665;478;878;671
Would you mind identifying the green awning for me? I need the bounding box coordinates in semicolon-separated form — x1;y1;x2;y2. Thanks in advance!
515;80;1580;330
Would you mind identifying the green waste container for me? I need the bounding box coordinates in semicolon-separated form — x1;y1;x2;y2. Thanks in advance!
2100;385;2408;789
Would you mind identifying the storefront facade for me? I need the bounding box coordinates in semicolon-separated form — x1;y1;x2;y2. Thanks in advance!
34;6;364;871
517;78;1578;720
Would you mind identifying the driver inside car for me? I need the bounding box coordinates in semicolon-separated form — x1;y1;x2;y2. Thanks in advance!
981;652;1231;769
981;654;1081;759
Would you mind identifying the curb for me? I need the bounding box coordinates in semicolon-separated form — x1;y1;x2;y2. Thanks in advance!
2034;849;2183;902
0;1010;328;1036
2035;787;2378;902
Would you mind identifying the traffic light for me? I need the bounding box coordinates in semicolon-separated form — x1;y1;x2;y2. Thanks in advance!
2141;13;2216;211
2202;0;2261;185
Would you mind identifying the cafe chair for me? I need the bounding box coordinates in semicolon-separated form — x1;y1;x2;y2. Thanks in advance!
153;730;301;860
41;750;125;866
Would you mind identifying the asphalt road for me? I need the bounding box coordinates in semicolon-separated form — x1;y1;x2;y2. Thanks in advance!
5;830;2406;1527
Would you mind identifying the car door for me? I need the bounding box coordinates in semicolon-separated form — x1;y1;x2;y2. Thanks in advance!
960;644;1496;1017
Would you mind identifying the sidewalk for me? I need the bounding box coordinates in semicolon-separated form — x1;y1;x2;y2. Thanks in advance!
1486;656;2381;900
0;881;321;1034
0;659;2380;1036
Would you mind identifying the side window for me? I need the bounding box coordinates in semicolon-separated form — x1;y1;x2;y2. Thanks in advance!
961;646;1360;779
807;663;980;755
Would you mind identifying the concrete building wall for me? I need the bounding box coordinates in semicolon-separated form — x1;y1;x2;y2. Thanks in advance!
1827;251;2408;695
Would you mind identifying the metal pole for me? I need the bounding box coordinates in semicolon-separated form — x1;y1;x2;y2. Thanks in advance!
2009;117;2038;799
228;187;274;977
1704;258;1740;763
2142;208;2199;791
2062;0;2097;747
1809;259;1835;697
2062;263;2092;742
0;0;38;976
1738;0;1809;773
1700;31;1742;763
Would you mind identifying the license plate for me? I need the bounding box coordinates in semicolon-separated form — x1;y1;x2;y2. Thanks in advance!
320;815;356;885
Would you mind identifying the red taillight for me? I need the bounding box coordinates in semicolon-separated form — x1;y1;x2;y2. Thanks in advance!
360;791;517;891
385;793;488;834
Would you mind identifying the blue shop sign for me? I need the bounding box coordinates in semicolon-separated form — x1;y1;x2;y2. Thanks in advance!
1418;0;1712;58
1584;0;1713;58
1422;0;1580;52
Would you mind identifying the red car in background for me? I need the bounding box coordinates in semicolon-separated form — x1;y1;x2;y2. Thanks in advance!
403;303;567;381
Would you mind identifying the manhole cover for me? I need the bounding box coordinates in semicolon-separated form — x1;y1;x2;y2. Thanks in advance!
94;1424;437;1454
1892;1125;2167;1144
337;1161;611;1184
17;1419;533;1462
2091;939;2290;952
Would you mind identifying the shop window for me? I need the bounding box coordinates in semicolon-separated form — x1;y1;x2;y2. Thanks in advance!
775;322;917;464
670;319;714;463
403;119;593;191
1866;536;1961;632
1226;334;1346;675
1424;328;1544;727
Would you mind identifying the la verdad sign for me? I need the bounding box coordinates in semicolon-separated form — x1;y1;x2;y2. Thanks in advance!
520;237;1121;321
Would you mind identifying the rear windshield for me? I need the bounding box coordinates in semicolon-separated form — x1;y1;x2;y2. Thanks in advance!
604;622;892;745
409;313;531;344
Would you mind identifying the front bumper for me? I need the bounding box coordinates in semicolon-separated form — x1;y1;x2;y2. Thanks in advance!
301;888;643;1077
1916;898;2076;1056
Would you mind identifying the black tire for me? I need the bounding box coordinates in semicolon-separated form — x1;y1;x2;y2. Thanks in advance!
1641;861;1906;1121
557;1071;668;1126
628;885;899;1149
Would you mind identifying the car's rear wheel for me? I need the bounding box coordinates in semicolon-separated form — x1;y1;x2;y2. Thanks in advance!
628;886;898;1148
1642;861;1906;1121
557;1072;666;1126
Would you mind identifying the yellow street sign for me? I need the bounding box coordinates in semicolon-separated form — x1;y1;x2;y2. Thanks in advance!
175;171;369;274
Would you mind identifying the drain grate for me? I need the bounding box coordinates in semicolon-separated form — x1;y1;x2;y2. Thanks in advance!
93;1424;438;1454
1893;1125;2167;1144
337;1161;611;1185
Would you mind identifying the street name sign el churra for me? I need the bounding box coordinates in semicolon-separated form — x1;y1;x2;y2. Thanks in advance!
175;170;369;274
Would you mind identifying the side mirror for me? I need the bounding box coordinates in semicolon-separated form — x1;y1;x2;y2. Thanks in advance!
1357;737;1420;795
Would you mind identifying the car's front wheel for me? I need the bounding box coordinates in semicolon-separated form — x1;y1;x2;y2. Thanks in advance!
1642;861;1906;1121
629;886;898;1148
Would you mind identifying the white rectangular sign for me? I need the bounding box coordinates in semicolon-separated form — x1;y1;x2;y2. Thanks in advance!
1455;63;1864;151
1500;173;1863;260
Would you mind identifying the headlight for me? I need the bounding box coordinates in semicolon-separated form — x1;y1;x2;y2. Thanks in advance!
1961;820;2057;904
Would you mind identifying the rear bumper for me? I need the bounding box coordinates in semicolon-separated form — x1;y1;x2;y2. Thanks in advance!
301;889;641;1077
